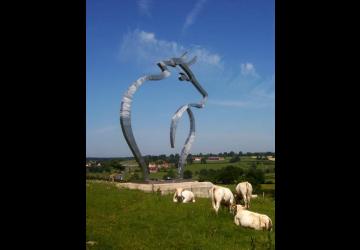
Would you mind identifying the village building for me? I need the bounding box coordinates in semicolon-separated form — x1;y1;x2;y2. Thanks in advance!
193;157;202;162
157;162;169;170
148;163;158;173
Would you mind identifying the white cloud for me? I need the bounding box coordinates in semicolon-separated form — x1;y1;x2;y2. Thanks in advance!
137;0;152;17
241;63;258;77
120;29;223;68
183;0;208;31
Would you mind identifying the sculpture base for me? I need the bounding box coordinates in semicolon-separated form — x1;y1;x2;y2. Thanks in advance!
115;181;214;198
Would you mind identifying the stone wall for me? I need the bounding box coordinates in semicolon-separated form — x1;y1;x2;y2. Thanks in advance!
115;181;214;198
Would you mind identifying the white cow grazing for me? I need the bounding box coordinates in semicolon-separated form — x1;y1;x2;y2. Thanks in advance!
235;181;253;208
231;204;272;231
209;185;235;214
173;188;195;203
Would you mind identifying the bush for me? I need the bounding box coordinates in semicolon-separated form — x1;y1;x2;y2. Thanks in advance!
198;166;244;184
216;165;244;184
183;170;193;179
129;173;140;181
229;155;241;163
198;169;217;182
86;173;109;181
265;180;274;184
163;169;176;180
245;168;265;186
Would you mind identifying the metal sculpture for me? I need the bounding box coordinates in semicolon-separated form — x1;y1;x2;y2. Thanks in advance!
120;52;208;180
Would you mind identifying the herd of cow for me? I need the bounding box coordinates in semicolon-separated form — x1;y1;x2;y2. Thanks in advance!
172;181;273;232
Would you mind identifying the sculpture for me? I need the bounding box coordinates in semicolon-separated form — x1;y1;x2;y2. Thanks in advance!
120;52;208;180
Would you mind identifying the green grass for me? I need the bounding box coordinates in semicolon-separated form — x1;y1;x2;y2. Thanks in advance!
86;181;275;250
260;184;275;190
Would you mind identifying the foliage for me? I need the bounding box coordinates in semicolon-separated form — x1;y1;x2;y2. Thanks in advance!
201;158;207;164
245;168;265;193
129;173;140;181
216;165;244;184
183;170;193;179
229;155;241;163
187;157;194;165
163;169;176;180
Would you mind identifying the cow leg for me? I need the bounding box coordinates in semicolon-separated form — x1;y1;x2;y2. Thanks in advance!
212;199;217;212
234;216;240;226
215;201;221;214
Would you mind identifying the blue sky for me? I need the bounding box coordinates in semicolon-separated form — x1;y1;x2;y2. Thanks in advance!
87;0;274;157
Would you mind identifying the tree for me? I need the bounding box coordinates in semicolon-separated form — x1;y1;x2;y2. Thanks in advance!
109;160;125;172
245;168;265;192
159;154;167;160
183;170;193;179
187;157;194;165
216;165;244;184
163;169;176;180
129;173;140;181
198;169;217;182
238;151;243;156
169;154;175;163
198;169;208;182
229;155;241;163
229;151;235;157
201;158;207;164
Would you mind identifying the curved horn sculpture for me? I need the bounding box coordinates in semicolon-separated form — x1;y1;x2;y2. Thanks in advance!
120;53;207;181
169;56;208;178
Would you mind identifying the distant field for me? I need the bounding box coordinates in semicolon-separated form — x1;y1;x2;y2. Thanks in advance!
148;157;275;181
88;157;275;185
86;181;275;250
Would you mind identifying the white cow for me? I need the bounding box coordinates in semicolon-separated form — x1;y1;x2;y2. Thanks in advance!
231;204;272;231
173;188;195;203
209;185;235;214
235;181;253;208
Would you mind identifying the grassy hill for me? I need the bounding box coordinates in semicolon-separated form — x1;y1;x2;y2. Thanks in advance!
86;181;275;250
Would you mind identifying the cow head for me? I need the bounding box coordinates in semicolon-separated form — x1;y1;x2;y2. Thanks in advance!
174;188;184;202
230;204;238;215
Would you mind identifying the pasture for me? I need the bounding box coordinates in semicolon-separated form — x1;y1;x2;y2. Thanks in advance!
86;181;275;250
148;156;275;183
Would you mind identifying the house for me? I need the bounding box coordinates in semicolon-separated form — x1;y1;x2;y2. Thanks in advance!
158;162;169;170
267;156;275;161
193;157;202;162
148;163;158;173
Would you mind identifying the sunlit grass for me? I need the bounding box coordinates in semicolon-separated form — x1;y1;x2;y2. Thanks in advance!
86;181;275;250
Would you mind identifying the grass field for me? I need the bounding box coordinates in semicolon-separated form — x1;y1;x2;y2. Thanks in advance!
86;181;275;250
